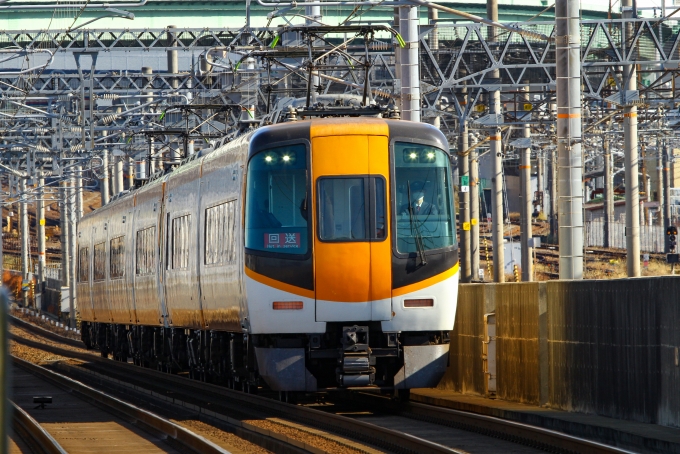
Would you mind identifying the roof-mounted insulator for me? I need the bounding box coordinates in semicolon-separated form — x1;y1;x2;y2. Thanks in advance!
285;106;298;122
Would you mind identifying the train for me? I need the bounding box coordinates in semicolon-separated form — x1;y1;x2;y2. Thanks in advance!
77;108;459;398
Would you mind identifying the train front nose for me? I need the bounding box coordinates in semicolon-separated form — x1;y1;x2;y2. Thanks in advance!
311;133;393;322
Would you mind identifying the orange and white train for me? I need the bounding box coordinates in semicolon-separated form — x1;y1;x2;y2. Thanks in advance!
77;115;459;398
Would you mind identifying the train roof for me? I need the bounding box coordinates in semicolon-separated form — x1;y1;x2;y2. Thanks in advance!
82;117;448;222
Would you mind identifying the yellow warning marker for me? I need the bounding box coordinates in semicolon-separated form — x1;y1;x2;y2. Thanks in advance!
463;222;471;231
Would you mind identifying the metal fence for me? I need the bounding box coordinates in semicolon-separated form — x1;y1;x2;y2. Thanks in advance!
585;220;665;253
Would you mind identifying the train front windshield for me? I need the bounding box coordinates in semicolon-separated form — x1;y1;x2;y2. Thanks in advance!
394;142;456;254
245;144;309;255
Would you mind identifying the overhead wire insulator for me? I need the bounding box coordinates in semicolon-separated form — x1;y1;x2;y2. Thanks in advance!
98;93;121;100
101;114;121;125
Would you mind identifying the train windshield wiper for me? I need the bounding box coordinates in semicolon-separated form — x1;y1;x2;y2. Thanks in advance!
406;181;427;266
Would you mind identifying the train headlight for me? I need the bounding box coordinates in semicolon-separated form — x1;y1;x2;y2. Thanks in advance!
265;155;273;163
426;152;435;160
409;152;418;160
282;155;290;162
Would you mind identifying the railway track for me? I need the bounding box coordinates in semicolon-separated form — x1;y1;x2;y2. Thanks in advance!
10;355;231;454
11;399;67;454
10;315;636;454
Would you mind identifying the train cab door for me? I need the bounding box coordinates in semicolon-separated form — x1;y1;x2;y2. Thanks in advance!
313;134;392;322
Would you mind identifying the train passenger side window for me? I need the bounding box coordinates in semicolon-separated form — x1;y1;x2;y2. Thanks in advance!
205;201;237;265
135;226;156;275
110;236;125;279
93;242;106;281
171;215;191;269
78;247;89;282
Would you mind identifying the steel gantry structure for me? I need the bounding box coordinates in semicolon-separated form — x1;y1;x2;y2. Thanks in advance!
3;7;680;319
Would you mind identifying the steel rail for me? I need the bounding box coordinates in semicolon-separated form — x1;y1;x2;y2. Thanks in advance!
9;320;460;454
10;317;632;454
10;400;67;454
11;355;233;454
328;389;636;454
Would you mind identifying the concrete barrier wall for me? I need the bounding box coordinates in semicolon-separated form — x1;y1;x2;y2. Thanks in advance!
443;275;680;428
439;284;487;395
496;283;540;405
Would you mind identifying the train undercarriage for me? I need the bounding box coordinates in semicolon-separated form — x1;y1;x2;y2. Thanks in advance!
81;321;450;399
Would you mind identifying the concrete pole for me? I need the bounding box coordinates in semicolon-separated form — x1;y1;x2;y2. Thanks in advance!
555;0;583;279
622;0;640;277
399;6;421;122
490;92;503;282
141;67;153;105
658;141;665;226
664;143;672;230
100;134;110;206
459;122;471;283
75;165;83;221
470;133;481;280
36;177;45;286
68;173;76;327
305;0;321;24
149;137;156;175
167;26;179;90
428;6;438;50
128;156;135;190
487;0;498;41
114;156;124;195
394;9;401;85
550;148;558;241
488;0;503;282
60;181;70;292
19;179;29;306
603;136;614;247
537;153;544;213
520;86;533;281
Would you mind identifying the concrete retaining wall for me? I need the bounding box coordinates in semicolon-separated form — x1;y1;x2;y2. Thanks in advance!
440;275;680;428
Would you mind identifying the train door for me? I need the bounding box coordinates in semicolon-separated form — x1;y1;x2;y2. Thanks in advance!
313;134;392;322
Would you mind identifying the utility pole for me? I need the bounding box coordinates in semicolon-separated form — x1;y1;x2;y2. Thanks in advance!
556;0;583;279
664;142;672;230
68;172;77;328
399;5;420;122
459;121;471;282
550;148;558;242
428;6;438;50
622;0;641;277
519;85;533;281
60;180;70;306
75;165;83;220
470;132;481;280
603;135;614;247
19;178;29;307
100;139;110;206
657;138;664;226
486;0;504;282
536;152;544;213
36;177;46;286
